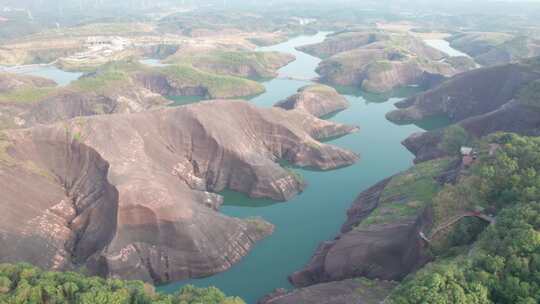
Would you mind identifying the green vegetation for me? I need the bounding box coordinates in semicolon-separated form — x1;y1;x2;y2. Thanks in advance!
72;71;130;93
352;277;397;302
518;80;540;108
0;60;264;106
499;36;532;59
439;125;471;155
245;217;272;234
366;60;393;74
165;50;291;79
0;131;13;165
388;133;540;304
0;87;54;104
161;65;264;99
284;167;305;185
358;158;452;227
0;263;245;304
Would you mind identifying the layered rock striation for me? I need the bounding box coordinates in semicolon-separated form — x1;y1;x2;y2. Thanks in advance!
274;84;349;118
302;30;475;93
0;100;358;284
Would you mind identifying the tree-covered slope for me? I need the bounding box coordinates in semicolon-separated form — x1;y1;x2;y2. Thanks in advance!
388;133;540;304
0;263;244;304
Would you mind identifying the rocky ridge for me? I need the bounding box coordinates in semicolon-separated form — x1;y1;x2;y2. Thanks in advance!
274;84;349;118
0;61;267;130
387;59;540;162
301;30;475;93
0;99;359;284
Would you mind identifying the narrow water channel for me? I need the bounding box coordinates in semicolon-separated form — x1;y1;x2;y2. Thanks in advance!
159;32;431;303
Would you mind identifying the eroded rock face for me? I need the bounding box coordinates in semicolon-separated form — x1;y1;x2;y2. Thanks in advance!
403;101;540;163
23;86;169;127
168;51;296;79
289;176;431;288
0;100;358;283
297;31;391;59
448;32;540;66
274;84;349;118
309;31;474;93
386;63;540;124
0;73;57;91
0;72;169;129
259;278;396;304
388;60;540;162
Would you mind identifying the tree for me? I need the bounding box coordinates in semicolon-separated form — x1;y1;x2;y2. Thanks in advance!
439;125;470;155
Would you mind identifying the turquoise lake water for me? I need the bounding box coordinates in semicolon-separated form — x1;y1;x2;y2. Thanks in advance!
0;64;82;86
159;32;430;303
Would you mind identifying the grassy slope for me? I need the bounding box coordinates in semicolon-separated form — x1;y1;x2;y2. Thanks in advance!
357;158;452;227
388;134;540;304
0;60;265;103
0;87;55;104
165;50;292;79
161;64;265;98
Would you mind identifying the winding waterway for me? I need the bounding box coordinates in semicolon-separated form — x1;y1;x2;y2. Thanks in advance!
159;32;434;303
0;32;460;304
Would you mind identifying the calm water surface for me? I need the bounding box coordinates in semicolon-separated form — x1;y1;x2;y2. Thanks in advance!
0;64;82;86
160;32;427;303
424;39;470;57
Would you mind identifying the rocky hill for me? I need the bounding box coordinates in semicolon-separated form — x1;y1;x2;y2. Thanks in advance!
387;58;540;162
267;57;540;304
303;30;475;93
296;31;392;59
274;84;349;118
0;100;358;284
164;50;295;79
448;32;540;66
0;61;266;130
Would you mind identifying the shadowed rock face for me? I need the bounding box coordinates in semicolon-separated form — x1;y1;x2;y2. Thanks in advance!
448;33;540;66
386;63;540;124
403;101;540;163
259;278;396;304
387;60;540;163
274;84;349;118
289;179;431;288
0;100;358;283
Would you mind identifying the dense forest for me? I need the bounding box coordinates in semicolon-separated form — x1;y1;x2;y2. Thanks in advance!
389;133;540;304
0;263;244;304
